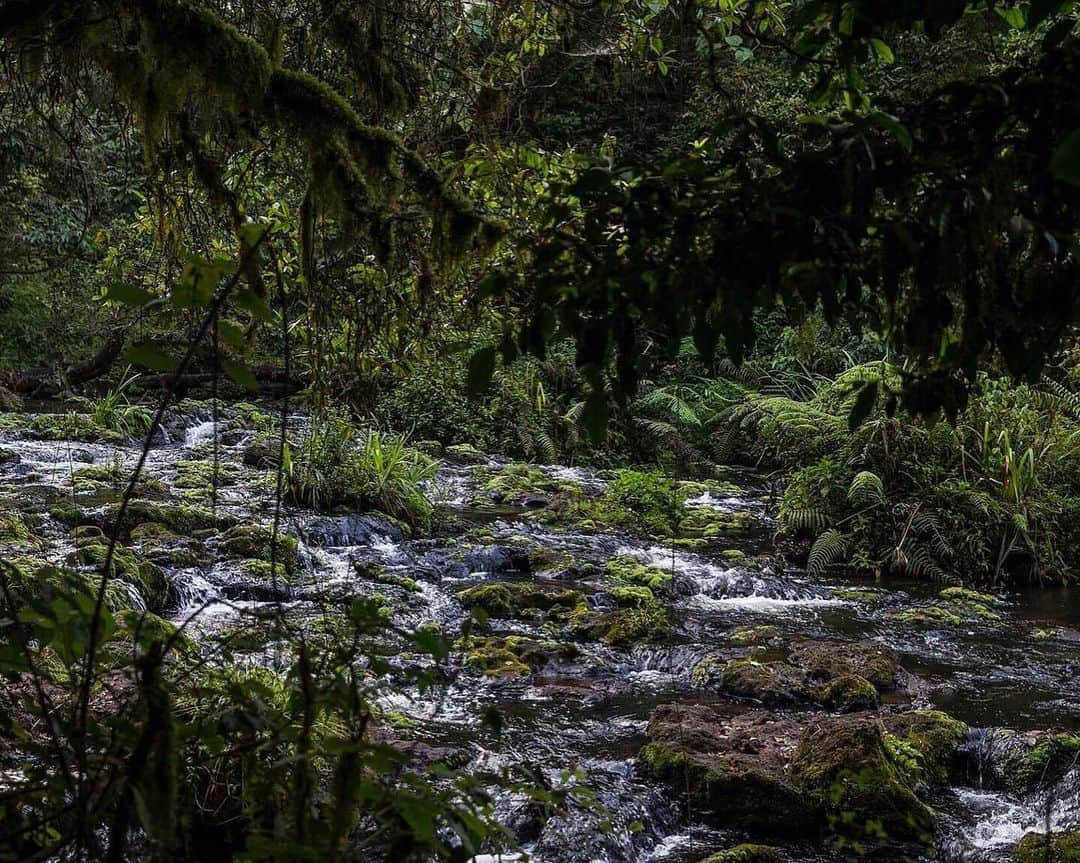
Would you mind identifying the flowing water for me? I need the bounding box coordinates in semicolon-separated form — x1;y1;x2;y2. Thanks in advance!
2;405;1078;862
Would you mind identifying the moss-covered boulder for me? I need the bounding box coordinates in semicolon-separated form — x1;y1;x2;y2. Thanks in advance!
640;704;819;834
457;634;578;677
789;716;936;847
641;704;966;851
695;657;814;705
106;499;230;538
788;639;899;689
444;443;486;464
891;588;1002;627
129;522;210;568
605;555;673;594
71;543;175;614
695;640;899;710
456;580;583;620
819;673;879;712
1014;832;1080;863
729;624;783;647
572;602;671;646
1004;732;1080;793
219;524;300;575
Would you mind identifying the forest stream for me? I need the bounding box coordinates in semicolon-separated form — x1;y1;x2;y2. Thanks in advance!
2;403;1079;862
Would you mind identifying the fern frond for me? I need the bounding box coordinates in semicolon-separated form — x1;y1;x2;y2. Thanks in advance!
847;470;885;508
808;529;847;575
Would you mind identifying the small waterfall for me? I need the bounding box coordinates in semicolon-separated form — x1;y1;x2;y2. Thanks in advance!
184;419;218;448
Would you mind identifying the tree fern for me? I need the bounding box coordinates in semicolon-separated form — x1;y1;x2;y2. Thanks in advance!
808;529;847;575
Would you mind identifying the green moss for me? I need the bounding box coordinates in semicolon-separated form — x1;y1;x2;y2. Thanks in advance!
700;845;781;863
219;524;299;575
108;499;226;537
832;587;884;604
457;634;578;677
26;412;123;443
1011;733;1080;791
457;581;583;620
819;673;879;712
886;710;968;786
73;543;174;614
610;584;656;606
444;443;486;464
574;603;671;646
173;458;244;501
728;624;781;647
605;555;672;591
890;605;964;626
790;718;936;847
1014;832;1080;863
0;512;43;550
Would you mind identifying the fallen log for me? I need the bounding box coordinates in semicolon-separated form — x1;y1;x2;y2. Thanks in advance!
1;328;126;396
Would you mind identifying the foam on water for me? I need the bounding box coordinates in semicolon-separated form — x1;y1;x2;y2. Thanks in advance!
184;419;219;448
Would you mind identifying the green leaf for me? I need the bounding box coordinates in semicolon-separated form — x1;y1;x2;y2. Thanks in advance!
223;359;259;392
872;112;913;153
466;346;496;395
848;381;879;431
1050;129;1080;186
868;38;894;63
174;258;230;309
233;288;274;323
102;283;155;306
217;319;246;350
126;341;178;372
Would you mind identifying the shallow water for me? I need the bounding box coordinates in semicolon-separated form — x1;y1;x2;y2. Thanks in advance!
2;406;1078;861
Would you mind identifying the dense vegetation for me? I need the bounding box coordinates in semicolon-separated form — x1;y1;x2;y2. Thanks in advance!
2;1;1080;861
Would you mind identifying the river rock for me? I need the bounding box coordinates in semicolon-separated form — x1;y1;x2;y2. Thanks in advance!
640;703;967;853
302;513;404;547
1013;831;1080;862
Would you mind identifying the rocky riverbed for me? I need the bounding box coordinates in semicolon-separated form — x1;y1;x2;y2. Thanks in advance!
1;401;1078;862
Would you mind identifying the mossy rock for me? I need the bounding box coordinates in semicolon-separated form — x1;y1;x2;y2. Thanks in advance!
699;845;781;863
700;657;813;704
1;563;133;615
819;673;879;712
107;499;229;537
1014;832;1080;863
444;443;486;464
605;555;673;593
72;543;175;614
26;412;123;443
573;603;671;646
219;524;300;575
729;624;782;647
884;710;968;786
0;513;44;550
1006;733;1080;793
456;581;583;620
457;634;578;677
173;458;245;499
788;639;899;689
640;704;819;834
241;435;280;468
609;584;656;606
789;717;936;847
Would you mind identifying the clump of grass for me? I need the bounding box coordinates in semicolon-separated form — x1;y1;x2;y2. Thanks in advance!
285;409;438;526
72;368;153;438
